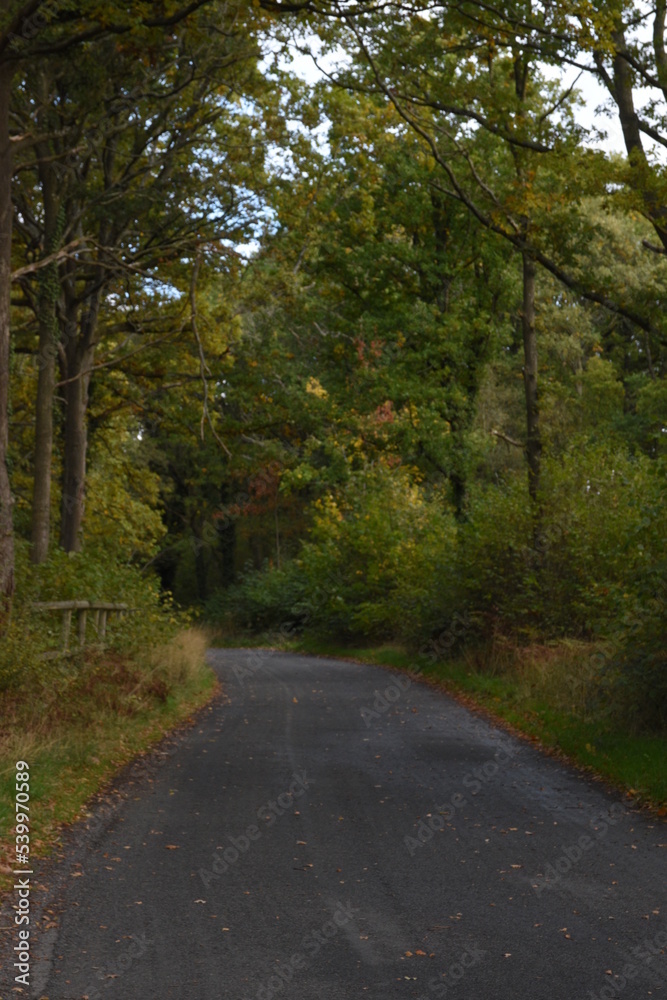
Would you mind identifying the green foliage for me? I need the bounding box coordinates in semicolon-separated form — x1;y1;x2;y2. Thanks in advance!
206;560;309;633
212;464;458;643
211;442;666;733
604;607;667;734
635;378;667;457
0;540;190;691
84;421;165;561
458;443;665;637
3;0;667;745
297;465;458;640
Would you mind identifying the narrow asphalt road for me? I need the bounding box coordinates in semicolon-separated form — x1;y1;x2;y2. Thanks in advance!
3;649;665;1000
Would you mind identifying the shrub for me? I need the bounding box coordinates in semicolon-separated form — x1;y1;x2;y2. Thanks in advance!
456;443;665;638
298;465;458;641
600;581;667;733
205;560;309;633
0;540;190;690
208;464;459;644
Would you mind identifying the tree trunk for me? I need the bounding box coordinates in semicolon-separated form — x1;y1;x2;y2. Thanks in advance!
60;355;92;552
218;484;236;587
607;29;667;251
521;250;541;505
30;168;62;564
31;315;57;562
0;62;14;607
60;295;98;552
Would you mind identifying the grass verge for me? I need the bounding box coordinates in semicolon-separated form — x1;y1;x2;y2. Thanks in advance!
0;627;217;896
215;632;667;811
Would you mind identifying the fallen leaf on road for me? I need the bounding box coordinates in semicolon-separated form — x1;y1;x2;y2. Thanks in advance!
165;845;180;850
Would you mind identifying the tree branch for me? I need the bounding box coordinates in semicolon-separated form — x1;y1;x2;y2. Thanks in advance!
0;0;44;58
491;428;523;448
10;238;90;281
54;329;181;387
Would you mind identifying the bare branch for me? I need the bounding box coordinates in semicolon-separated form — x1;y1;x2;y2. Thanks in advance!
10;238;90;281
491;428;523;448
642;239;667;255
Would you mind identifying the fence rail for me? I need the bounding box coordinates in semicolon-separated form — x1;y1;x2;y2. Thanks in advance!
33;601;131;658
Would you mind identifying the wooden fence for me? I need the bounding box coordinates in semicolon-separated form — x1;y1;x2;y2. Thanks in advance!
32;601;131;658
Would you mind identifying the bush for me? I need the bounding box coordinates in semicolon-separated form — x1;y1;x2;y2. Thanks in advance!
0;540;190;691
298;465;458;641
205;560;309;633
600;582;667;733
456;443;665;638
208;464;459;644
204;446;666;734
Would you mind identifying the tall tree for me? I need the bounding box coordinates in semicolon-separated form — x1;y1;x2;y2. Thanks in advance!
0;0;225;598
262;0;667;526
0;57;13;605
6;0;268;564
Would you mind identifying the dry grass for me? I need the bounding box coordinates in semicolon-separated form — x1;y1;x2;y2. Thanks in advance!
463;633;612;718
147;627;211;687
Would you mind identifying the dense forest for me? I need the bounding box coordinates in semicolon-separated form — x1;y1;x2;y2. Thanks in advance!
0;1;665;730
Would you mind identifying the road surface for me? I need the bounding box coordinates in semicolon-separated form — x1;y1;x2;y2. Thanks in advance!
1;649;665;999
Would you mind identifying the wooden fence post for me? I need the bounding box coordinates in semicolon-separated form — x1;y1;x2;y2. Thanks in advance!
32;601;131;659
